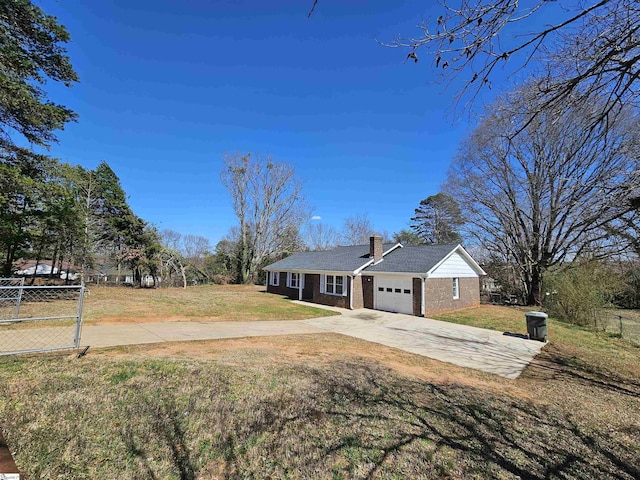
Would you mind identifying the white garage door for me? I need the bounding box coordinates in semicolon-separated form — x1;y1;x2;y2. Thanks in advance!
374;276;413;314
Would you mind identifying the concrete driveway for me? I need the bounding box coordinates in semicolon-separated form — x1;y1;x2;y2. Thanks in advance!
300;306;545;379
3;306;544;379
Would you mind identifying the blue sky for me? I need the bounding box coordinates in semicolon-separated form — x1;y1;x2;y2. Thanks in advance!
37;0;494;244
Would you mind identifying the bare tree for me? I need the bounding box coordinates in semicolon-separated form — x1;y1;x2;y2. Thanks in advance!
390;0;640;124
182;234;212;261
160;229;213;284
304;222;340;251
220;153;308;284
445;83;639;305
340;213;377;245
160;229;182;252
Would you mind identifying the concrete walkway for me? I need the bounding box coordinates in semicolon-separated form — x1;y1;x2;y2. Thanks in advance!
299;305;544;379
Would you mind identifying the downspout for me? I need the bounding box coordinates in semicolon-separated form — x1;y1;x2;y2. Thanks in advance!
421;276;426;316
349;275;354;310
298;275;303;301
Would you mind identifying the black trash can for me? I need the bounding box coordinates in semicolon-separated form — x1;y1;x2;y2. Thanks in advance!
526;311;548;342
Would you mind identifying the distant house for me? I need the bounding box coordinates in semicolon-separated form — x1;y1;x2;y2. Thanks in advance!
263;236;485;317
15;260;80;281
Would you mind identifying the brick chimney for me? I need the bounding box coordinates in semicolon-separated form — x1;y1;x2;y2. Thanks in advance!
370;235;383;262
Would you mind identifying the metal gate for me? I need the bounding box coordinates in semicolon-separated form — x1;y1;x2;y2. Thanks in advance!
0;281;85;356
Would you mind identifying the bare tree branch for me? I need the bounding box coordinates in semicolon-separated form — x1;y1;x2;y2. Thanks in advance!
389;0;640;126
445;82;639;305
220;153;309;284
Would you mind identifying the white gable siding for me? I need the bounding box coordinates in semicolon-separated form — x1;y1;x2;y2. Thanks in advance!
429;251;479;278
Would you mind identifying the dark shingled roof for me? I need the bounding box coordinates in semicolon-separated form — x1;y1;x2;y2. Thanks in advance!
365;244;458;273
264;243;397;273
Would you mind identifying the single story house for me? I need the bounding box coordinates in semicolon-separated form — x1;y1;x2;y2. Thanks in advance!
263;235;486;317
15;260;80;281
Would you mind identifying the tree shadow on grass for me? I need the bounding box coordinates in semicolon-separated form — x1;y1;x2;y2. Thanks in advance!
522;343;640;398
236;361;640;479
112;358;639;479
121;394;196;480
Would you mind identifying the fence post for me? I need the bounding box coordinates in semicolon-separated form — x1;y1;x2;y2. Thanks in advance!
14;277;25;318
74;284;85;349
618;315;623;339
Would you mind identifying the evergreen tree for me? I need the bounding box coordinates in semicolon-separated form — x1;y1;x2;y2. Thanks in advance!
410;193;463;244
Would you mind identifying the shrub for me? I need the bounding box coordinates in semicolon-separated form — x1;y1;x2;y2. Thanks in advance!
616;265;640;309
545;260;624;328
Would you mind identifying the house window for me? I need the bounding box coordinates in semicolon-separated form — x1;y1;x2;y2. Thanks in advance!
269;271;280;286
287;272;302;289
453;278;459;299
324;275;345;296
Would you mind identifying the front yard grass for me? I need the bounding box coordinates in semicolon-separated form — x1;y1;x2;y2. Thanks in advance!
1;304;639;479
81;284;334;324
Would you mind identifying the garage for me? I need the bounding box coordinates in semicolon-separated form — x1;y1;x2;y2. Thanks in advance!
374;276;413;314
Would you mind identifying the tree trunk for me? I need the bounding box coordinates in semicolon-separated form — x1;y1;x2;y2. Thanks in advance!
49;244;58;279
525;267;543;306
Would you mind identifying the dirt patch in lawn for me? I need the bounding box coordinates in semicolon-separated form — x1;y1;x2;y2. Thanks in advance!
93;315;226;324
100;333;531;399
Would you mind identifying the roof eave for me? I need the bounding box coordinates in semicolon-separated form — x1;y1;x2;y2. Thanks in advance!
424;244;487;277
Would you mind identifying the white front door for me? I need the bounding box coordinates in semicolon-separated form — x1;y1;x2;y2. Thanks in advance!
374;276;413;314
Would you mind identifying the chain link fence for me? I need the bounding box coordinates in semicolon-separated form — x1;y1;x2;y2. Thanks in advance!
0;282;85;356
0;277;25;319
600;311;640;345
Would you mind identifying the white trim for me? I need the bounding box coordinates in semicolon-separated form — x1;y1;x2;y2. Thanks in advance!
349;275;353;309
421;277;426;315
426;245;486;277
286;272;302;289
382;242;403;256
453;277;460;299
321;274;347;296
269;271;280;286
360;271;425;277
353;259;375;276
298;275;303;301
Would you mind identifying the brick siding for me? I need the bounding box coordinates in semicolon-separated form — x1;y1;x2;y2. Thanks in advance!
267;271;480;316
351;276;364;309
266;272;301;299
423;277;480;316
312;274;350;308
